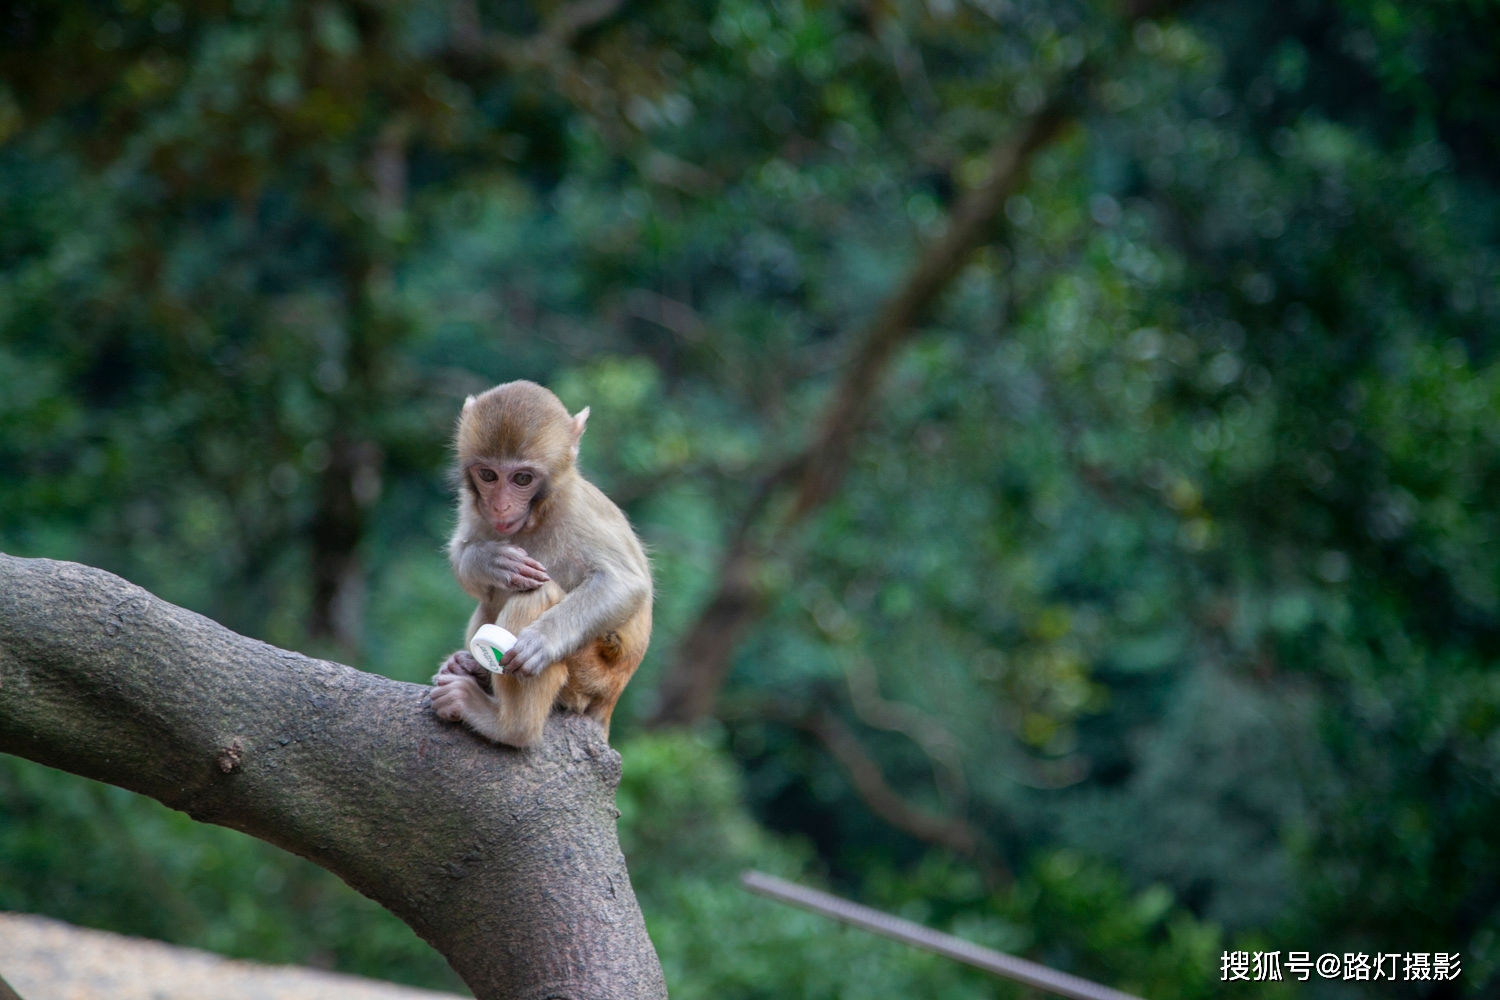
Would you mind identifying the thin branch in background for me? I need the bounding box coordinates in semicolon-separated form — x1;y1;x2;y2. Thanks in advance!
638;150;723;196
370;117;411;225
721;695;987;861
447;0;483;54
842;656;969;813
800;709;981;857
878;22;941;122
625;288;708;343
445;0;627;71
988;741;1092;791
539;0;628;47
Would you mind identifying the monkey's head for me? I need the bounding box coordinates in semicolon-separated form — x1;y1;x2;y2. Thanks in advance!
455;380;589;537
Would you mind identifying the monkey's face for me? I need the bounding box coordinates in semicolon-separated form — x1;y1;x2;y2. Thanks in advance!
467;461;546;536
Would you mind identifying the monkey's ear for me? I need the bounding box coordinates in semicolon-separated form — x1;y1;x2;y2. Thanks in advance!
570;406;590;459
462;395;477;412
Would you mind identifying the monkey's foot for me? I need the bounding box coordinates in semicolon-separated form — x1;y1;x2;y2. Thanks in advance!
431;672;487;723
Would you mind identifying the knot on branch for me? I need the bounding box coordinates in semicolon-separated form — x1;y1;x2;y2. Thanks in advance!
216;740;244;773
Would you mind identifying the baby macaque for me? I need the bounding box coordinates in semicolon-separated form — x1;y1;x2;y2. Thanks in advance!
431;381;652;746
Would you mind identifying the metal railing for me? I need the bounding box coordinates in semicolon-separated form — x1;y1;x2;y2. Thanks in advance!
740;870;1146;1000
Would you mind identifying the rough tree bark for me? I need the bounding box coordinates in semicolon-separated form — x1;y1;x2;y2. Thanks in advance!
0;555;667;1000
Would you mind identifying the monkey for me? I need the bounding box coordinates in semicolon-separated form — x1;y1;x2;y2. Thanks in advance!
430;380;652;747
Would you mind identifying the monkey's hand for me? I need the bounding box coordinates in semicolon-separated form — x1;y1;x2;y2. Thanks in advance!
501;627;559;678
431;670;491;723
478;542;550;591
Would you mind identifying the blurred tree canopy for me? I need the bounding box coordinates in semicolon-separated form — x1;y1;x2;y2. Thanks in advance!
2;0;1499;996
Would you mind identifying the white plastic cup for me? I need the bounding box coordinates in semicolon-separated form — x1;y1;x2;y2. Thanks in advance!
470;624;518;674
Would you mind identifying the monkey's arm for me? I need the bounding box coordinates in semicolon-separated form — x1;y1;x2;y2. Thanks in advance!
450;535;551;597
504;563;650;677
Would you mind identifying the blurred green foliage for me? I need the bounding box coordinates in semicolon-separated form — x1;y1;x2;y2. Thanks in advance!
0;754;467;990
3;0;1499;996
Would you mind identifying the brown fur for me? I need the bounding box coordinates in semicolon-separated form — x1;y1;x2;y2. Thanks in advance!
484;580;652;745
456;381;574;470
436;380;653;748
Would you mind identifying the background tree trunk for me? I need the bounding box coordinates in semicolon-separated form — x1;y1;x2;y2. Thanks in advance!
0;555;667;1000
646;103;1067;728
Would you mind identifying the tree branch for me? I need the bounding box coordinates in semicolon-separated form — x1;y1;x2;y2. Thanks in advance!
800;711;980;857
842;657;968;813
647;104;1069;728
538;0;628;49
649;0;1188;729
781;101;1070;522
445;0;626;72
721;695;984;860
0;555;666;1000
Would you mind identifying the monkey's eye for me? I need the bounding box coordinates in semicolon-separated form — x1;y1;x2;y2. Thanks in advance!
513;472;534;487
476;469;499;483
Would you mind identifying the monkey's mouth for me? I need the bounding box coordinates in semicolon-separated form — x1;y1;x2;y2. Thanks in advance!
493;515;526;535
